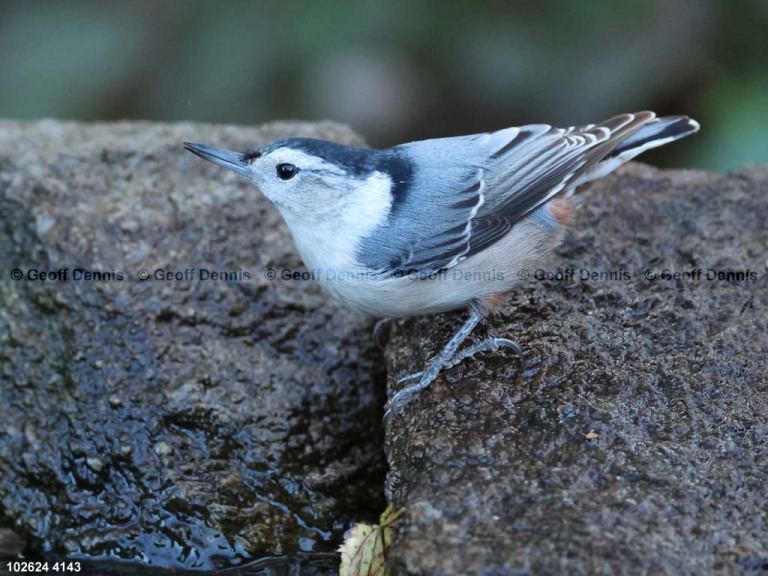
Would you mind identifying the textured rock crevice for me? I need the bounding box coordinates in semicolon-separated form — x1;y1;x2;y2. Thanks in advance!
0;119;386;571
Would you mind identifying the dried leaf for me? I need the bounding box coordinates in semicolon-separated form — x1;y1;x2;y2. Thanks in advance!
339;503;405;576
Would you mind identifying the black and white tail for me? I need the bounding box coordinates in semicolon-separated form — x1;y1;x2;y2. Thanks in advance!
608;115;700;160
572;112;700;189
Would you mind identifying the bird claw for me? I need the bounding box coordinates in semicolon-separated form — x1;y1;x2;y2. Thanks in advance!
443;336;522;369
396;371;423;384
494;338;523;355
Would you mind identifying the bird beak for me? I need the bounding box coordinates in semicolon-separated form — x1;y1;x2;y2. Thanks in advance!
183;142;251;177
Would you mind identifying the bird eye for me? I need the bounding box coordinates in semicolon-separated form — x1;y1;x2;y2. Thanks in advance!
276;163;298;180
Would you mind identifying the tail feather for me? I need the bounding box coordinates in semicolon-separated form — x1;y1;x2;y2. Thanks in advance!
608;115;700;160
570;114;699;191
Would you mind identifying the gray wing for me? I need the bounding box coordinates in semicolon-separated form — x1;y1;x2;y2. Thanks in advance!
358;112;656;276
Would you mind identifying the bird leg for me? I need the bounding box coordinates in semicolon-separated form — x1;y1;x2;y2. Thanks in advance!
372;317;394;350
385;308;521;417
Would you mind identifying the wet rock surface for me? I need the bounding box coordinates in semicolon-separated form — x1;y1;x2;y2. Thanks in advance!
384;164;768;575
0;119;386;571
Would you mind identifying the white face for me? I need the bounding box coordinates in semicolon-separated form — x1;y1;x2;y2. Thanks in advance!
184;140;394;273
245;147;355;218
245;144;395;275
184;141;357;218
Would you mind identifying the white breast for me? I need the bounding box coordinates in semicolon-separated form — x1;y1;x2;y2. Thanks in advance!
279;170;393;282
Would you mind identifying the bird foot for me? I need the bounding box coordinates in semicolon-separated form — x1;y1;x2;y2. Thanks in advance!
385;330;523;419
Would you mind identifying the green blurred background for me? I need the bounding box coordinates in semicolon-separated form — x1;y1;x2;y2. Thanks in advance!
1;0;766;171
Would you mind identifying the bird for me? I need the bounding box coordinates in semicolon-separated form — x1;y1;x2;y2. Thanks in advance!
184;111;699;417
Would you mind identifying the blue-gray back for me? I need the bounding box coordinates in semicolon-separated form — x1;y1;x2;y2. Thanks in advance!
356;113;657;277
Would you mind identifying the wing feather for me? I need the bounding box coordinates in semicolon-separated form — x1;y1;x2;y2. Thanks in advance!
357;112;657;276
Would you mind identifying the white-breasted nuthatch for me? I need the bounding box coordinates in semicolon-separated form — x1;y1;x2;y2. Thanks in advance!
184;111;699;416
